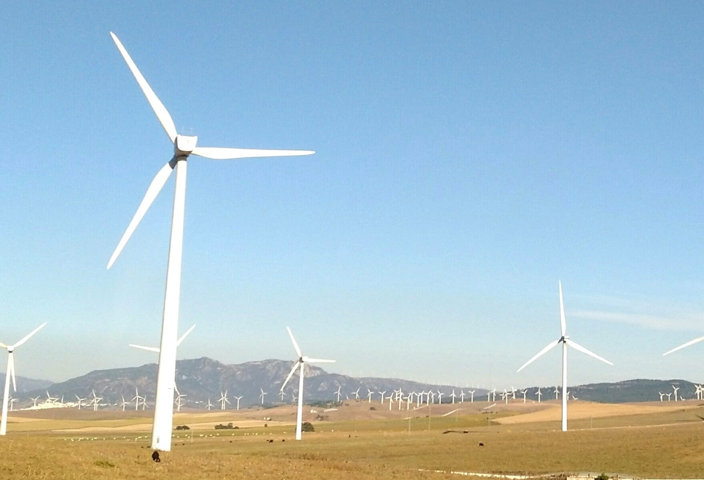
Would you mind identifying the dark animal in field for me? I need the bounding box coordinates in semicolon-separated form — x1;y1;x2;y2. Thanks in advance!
151;451;160;462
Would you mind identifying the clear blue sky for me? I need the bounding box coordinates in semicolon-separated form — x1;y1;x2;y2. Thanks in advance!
2;2;704;391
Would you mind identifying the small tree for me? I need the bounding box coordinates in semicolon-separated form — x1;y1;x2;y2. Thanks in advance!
301;422;315;433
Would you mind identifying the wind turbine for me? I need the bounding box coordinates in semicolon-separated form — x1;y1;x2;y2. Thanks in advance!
30;396;40;408
536;388;542;403
259;389;267;405
218;391;229;410
120;396;129;411
334;386;342;402
0;322;46;435
672;385;680;402
517;282;612;432
91;390;102;411
281;327;335;440
174;384;186;412
468;390;475;403
132;388;144;411
205;398;214;411
234;395;243;410
106;32;314;452
367;389;373;403
75;395;86;410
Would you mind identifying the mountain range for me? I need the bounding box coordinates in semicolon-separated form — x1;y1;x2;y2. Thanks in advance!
7;357;700;409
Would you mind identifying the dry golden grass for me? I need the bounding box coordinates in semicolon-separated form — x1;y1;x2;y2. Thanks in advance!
1;401;703;478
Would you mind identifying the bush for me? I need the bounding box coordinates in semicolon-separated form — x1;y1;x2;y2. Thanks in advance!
301;422;315;432
214;422;236;430
174;425;190;430
595;474;609;480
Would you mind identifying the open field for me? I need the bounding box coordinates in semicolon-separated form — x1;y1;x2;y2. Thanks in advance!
1;400;704;479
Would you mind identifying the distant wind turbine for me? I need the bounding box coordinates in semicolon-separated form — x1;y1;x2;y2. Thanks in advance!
517;282;612;432
281;327;335;441
106;32;314;452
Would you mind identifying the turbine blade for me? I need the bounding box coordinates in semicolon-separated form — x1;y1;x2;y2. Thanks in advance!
110;32;178;142
191;147;315;160
13;322;47;348
568;339;613;365
129;344;160;353
0;342;7;349
559;281;566;337
9;355;16;392
517;339;560;372
107;160;175;269
286;327;302;357
303;357;336;363
176;324;196;347
663;336;704;356
281;361;300;391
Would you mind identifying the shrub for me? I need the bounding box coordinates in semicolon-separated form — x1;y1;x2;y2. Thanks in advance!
301;422;314;433
174;425;190;430
214;423;236;430
595;474;609;480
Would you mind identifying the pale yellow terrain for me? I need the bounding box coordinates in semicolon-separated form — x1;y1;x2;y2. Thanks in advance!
495;400;699;424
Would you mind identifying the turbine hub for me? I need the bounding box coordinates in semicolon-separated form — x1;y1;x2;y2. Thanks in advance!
174;135;198;156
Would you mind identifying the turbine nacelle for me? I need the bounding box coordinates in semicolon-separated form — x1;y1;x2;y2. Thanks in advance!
175;135;198;156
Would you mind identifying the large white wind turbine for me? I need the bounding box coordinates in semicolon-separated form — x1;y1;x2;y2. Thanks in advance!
106;33;314;452
281;327;335;441
517;282;612;432
0;322;46;435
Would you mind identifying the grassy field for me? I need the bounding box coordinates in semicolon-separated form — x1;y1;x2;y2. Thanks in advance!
1;401;703;479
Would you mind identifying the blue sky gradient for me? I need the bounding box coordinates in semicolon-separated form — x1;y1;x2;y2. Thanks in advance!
2;2;704;391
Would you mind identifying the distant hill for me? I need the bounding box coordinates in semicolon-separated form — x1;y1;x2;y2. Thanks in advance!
19;357;469;409
14;358;701;409
0;374;52;394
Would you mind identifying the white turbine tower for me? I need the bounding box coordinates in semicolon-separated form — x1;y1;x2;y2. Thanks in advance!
234;396;243;410
259;389;267;405
517;282;612;432
0;322;46;435
281;327;335;441
205;398;214;410
106;33;314;452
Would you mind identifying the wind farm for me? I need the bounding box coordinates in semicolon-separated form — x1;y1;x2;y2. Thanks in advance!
4;2;704;479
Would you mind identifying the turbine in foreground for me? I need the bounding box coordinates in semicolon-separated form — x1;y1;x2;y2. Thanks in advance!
106;32;314;452
0;322;46;435
281;327;335;440
517;282;612;431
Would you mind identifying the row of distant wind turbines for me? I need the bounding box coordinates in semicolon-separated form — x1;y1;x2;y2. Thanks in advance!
5;32;703;451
